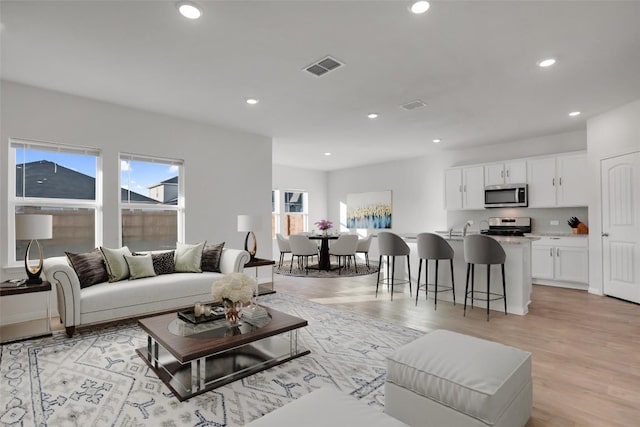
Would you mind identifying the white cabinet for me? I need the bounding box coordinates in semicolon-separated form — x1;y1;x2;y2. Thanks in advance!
527;153;588;207
531;237;588;288
484;161;527;186
444;166;484;210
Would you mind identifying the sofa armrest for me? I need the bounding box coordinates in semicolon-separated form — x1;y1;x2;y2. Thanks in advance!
219;248;250;274
43;256;81;328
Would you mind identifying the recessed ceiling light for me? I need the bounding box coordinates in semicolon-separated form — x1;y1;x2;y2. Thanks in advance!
538;58;556;68
433;138;442;144
410;1;430;14
177;2;202;19
246;98;259;105
569;111;581;117
324;152;332;156
367;113;379;119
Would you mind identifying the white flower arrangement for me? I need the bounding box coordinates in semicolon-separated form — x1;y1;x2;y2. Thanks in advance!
211;273;256;304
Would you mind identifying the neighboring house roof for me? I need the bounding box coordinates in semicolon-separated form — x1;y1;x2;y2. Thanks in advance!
16;160;158;203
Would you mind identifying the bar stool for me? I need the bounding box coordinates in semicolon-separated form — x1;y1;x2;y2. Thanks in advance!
415;233;455;309
376;232;411;301
463;234;507;321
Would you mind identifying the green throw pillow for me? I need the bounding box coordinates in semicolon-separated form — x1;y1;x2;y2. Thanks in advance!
100;246;132;282
174;241;205;273
124;254;156;280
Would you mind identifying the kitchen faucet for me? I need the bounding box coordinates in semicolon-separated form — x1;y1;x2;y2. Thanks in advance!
463;221;473;237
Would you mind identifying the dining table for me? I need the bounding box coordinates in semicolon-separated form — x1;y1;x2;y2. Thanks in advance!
308;235;339;271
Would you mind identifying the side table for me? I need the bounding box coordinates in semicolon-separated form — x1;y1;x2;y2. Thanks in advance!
244;258;276;296
0;281;52;343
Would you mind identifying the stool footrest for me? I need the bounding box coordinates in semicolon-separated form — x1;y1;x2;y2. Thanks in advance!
466;290;505;302
418;283;453;292
379;278;411;286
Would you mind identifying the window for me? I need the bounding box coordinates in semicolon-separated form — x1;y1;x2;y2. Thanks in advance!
10;139;102;262
271;190;280;238
119;154;184;252
283;191;308;235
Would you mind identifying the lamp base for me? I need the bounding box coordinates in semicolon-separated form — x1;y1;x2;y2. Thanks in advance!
244;231;257;261
24;239;45;286
25;277;43;286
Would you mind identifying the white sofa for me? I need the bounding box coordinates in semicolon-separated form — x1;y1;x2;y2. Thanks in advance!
43;248;250;337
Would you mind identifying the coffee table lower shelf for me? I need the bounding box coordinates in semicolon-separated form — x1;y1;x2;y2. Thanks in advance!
136;332;309;401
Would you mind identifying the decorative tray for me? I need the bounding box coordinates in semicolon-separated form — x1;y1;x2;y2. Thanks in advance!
178;306;226;324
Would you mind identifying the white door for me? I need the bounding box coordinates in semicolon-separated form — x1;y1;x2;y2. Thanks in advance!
484;164;505;186
463;166;485;209
444;168;463;210
505;161;527;184
601;152;640;303
557;153;589;206
527;157;557;207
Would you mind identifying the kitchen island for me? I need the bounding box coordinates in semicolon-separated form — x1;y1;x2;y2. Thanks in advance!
371;233;538;315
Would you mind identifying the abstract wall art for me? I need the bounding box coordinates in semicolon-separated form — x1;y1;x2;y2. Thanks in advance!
346;191;392;229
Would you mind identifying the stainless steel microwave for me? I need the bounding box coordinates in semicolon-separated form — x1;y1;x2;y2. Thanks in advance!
484;184;528;208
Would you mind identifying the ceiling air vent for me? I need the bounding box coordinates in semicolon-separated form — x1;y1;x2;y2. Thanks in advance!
400;100;427;111
304;56;344;77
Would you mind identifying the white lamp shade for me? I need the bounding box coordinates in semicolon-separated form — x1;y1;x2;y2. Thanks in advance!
237;215;262;232
15;214;53;240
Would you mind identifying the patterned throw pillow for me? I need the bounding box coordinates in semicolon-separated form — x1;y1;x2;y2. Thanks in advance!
201;242;225;273
123;254;156;280
174;241;205;273
100;246;132;282
66;249;109;288
151;251;175;275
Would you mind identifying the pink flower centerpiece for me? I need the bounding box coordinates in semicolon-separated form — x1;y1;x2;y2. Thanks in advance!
314;219;333;234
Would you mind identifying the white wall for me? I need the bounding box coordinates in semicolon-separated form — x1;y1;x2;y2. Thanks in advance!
327;130;587;235
586;99;640;295
272;164;327;254
1;81;272;320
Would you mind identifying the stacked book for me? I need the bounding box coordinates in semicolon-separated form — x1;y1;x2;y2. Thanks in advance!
241;305;269;320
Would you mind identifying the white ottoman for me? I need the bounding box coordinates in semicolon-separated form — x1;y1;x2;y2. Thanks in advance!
245;387;408;427
385;330;532;427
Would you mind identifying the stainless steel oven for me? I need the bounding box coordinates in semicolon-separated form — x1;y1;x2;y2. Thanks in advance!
484;184;528;208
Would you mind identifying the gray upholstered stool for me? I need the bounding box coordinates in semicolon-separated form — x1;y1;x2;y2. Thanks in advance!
376;232;411;301
385;330;532;427
463;234;507;321
416;232;455;309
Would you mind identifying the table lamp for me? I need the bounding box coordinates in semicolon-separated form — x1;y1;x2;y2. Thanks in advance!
237;214;260;261
15;214;53;285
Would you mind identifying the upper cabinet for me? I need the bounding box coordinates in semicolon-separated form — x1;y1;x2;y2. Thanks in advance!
444;166;484;210
527;153;588;207
484;161;527;186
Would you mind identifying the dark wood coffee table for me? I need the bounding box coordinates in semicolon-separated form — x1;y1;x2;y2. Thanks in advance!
135;306;309;401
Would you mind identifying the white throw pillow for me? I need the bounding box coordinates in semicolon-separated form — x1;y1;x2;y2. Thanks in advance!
124;254;156;280
174;241;205;273
100;246;132;282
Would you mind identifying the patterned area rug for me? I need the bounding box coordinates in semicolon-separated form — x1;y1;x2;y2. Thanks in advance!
274;261;378;278
0;293;424;426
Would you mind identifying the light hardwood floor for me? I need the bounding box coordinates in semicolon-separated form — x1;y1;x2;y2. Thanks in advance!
273;272;640;427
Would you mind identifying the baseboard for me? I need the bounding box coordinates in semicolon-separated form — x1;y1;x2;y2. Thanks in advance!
533;280;588;290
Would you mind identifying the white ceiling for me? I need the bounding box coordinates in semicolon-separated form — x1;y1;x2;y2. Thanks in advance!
2;1;640;171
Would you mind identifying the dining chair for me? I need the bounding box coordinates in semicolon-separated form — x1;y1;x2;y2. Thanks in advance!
328;234;359;274
289;234;319;274
275;233;291;268
356;235;373;269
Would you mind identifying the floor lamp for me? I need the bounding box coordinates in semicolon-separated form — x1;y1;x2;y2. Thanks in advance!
15;214;53;285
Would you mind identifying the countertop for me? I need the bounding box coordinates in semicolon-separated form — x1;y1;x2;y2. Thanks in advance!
393;232;539;244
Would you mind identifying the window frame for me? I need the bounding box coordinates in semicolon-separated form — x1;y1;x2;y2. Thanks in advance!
282;190;308;236
272;189;280;238
118;152;185;249
8;138;103;266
